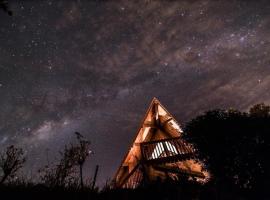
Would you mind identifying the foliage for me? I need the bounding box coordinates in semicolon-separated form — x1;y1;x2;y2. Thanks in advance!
1;105;270;199
0;145;26;184
249;103;270;117
184;104;270;198
39;145;78;187
39;132;91;188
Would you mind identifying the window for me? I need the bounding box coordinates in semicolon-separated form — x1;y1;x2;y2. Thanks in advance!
150;141;178;159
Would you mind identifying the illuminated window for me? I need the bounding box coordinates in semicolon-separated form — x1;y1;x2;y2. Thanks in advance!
150;141;178;159
165;141;178;154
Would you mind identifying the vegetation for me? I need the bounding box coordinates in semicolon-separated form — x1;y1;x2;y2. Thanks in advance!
0;104;269;199
184;103;270;199
0;145;26;184
39;132;91;188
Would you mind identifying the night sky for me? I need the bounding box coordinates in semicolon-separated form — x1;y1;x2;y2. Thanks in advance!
1;0;270;185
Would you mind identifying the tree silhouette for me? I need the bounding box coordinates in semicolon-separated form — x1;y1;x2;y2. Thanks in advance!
0;145;26;184
39;132;91;188
184;104;270;199
249;103;270;117
74;132;91;188
40;146;75;187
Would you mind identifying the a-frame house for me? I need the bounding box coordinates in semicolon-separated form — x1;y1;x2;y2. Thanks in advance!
113;98;208;188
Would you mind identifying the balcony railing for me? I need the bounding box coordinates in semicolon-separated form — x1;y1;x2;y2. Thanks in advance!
116;137;199;188
140;137;195;164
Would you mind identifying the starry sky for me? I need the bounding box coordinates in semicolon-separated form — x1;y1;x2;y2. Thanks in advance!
1;0;270;185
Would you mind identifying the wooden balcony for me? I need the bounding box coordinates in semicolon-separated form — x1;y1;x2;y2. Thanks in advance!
117;137;199;188
140;137;195;164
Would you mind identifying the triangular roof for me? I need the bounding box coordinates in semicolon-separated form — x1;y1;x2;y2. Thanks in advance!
133;97;183;143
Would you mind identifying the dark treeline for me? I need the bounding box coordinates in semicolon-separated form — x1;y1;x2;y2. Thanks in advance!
183;103;270;199
0;103;270;199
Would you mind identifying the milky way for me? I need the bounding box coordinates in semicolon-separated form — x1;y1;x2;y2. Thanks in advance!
1;0;270;185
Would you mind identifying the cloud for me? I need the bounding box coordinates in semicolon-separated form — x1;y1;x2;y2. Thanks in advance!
1;0;270;184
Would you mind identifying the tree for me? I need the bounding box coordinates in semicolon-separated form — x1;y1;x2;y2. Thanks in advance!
40;132;91;188
40;145;78;187
0;145;26;184
249;103;270;117
184;106;270;199
74;132;91;188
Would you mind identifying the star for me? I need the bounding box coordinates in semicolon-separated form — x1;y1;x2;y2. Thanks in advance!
1;0;270;186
